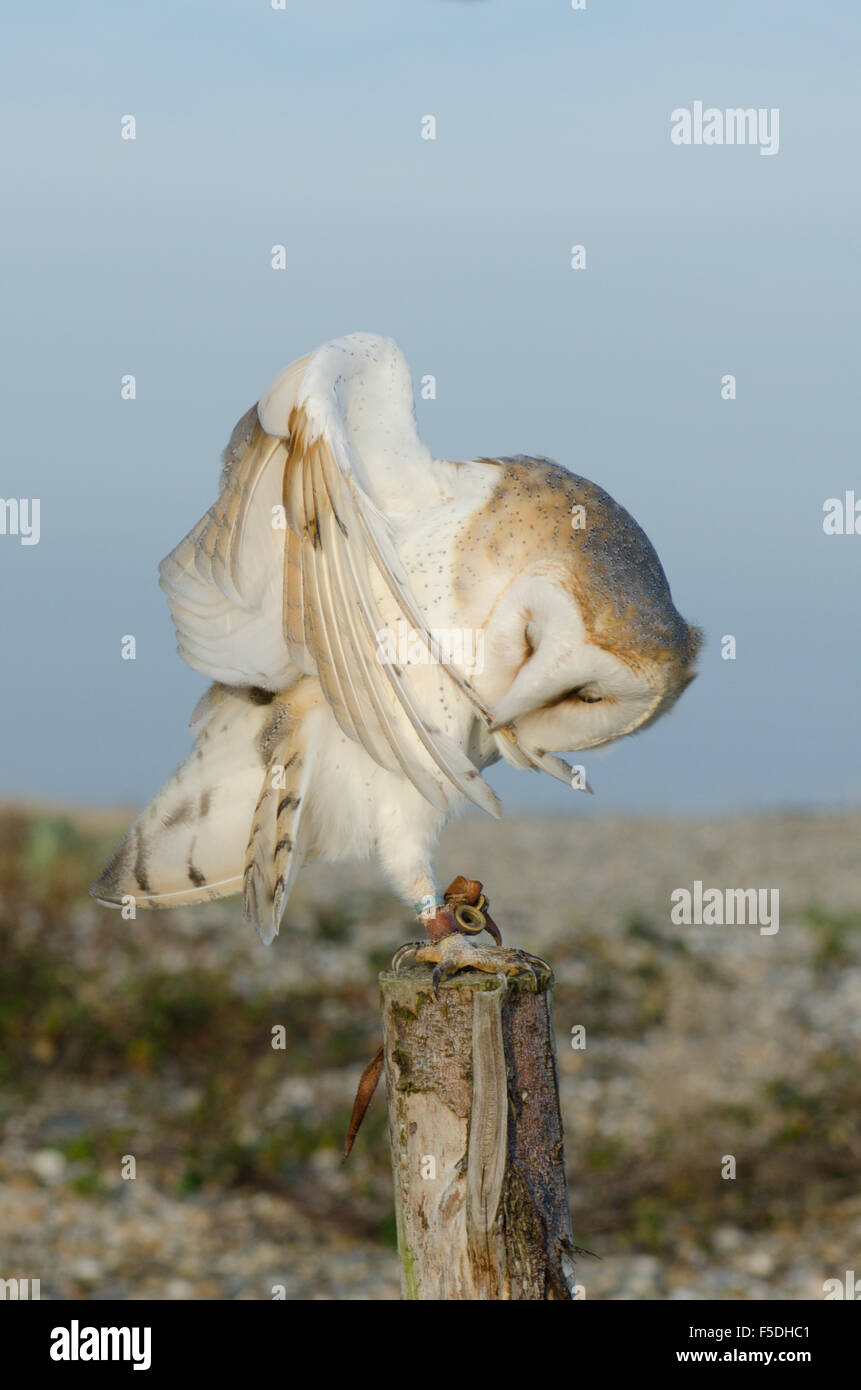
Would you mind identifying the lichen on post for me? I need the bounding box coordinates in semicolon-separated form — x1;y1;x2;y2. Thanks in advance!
380;960;577;1300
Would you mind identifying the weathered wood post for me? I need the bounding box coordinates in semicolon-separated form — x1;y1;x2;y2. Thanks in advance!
380;959;577;1300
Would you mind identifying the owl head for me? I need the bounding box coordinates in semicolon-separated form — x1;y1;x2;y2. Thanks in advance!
468;458;702;757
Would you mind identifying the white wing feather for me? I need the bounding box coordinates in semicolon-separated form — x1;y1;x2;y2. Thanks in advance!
159;333;501;817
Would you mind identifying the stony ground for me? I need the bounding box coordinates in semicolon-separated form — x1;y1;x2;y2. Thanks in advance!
0;804;859;1300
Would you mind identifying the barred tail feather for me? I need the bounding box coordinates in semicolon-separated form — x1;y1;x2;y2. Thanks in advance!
242;748;311;945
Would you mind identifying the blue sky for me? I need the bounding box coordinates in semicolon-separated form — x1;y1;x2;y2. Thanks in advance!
1;0;859;814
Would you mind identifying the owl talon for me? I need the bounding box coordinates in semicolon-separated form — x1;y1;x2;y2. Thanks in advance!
391;940;424;973
483;916;502;946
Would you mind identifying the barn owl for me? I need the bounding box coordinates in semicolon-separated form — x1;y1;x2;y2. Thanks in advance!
92;333;701;982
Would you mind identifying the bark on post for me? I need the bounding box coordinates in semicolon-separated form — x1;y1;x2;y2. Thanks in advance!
380;960;577;1300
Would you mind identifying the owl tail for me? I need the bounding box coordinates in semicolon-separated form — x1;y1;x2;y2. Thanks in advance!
89;682;311;941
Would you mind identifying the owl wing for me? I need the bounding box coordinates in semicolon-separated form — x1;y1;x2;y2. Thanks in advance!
159;334;502;817
158;403;297;689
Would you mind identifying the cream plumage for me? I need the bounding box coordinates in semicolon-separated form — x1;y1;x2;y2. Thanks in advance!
92;333;701;963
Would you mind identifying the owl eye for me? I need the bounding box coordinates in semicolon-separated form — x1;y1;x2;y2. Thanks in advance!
570;685;603;704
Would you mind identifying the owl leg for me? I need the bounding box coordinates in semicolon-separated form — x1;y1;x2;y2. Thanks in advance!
374;797;462;940
405;875;501;947
373;798;513;976
395;877;503;947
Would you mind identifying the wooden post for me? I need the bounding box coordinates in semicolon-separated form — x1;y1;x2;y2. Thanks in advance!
380;959;577;1300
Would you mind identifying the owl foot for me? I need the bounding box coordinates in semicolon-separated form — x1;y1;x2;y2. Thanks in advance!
392;874;536;993
393;933;552;998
